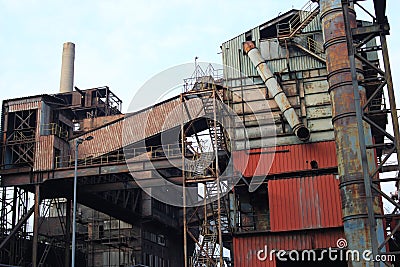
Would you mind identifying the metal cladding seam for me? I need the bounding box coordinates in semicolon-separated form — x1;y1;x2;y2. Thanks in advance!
268;175;343;231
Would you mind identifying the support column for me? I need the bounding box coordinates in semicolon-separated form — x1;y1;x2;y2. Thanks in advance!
320;1;384;266
9;188;18;264
32;185;40;267
65;199;71;267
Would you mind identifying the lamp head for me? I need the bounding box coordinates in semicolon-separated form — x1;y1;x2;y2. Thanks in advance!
76;135;94;145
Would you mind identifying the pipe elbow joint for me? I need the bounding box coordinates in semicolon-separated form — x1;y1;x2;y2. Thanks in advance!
294;125;311;142
243;41;256;54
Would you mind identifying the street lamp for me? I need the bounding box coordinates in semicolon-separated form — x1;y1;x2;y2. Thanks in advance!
72;135;93;267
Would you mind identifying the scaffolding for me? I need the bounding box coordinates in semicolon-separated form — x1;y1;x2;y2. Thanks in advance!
182;64;232;267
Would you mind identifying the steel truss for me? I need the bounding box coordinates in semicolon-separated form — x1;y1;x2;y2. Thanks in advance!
0;186;31;265
2;109;37;168
342;0;400;265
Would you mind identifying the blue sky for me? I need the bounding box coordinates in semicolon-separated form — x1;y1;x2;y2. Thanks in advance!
0;0;297;107
2;0;398;110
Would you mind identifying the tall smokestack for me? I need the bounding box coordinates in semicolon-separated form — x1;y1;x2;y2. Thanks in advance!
59;42;75;93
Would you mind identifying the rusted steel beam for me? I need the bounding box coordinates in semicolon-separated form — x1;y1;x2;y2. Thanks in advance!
0;205;35;250
320;0;384;266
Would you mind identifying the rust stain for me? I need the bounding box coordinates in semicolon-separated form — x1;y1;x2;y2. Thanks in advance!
268;175;343;231
233;228;344;267
233;141;337;177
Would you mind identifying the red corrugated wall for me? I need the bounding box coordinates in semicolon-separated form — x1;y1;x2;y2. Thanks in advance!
34;135;54;171
268;175;342;231
233;141;337;177
233;228;344;267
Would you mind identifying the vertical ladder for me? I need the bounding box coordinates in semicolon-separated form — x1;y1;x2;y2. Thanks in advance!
38;238;55;267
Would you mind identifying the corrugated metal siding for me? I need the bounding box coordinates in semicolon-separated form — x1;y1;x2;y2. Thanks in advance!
74;97;205;158
233;141;337;177
34;135;54;171
222;13;324;79
7;97;42;112
302;13;321;33
233;228;344;267
269;175;342;231
289;55;325;72
222;27;260;79
244;55;326;76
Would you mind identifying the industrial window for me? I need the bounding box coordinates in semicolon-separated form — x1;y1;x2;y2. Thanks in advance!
54;148;61;168
144;231;166;246
157;235;166;246
259;25;278;39
99;224;104;239
73;122;81;131
235;183;270;232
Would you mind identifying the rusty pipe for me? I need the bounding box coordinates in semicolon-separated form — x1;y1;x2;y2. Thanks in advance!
320;0;384;266
243;41;310;141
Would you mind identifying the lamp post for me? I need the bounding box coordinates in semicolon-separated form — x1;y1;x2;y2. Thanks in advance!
72;136;93;267
195;56;198;81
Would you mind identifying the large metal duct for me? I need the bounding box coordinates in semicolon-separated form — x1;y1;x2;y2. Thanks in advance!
59;42;75;93
243;41;310;141
320;0;385;266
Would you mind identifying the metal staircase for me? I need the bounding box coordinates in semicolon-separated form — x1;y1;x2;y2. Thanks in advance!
183;65;231;267
206;182;230;234
38;239;55;267
276;1;325;64
191;224;218;267
277;0;319;40
290;36;326;63
201;93;227;152
194;151;215;177
190;181;230;267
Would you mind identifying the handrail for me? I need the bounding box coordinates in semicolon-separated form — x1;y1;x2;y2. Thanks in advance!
306;36;324;54
183;64;224;92
293;36;325;55
276;0;319;37
42;123;69;139
54;144;183;168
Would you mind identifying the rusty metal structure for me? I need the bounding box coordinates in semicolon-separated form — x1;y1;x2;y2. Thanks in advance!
221;0;399;266
0;86;183;266
0;0;399;266
320;0;385;265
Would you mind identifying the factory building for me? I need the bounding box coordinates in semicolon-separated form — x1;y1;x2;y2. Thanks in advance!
0;1;399;267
